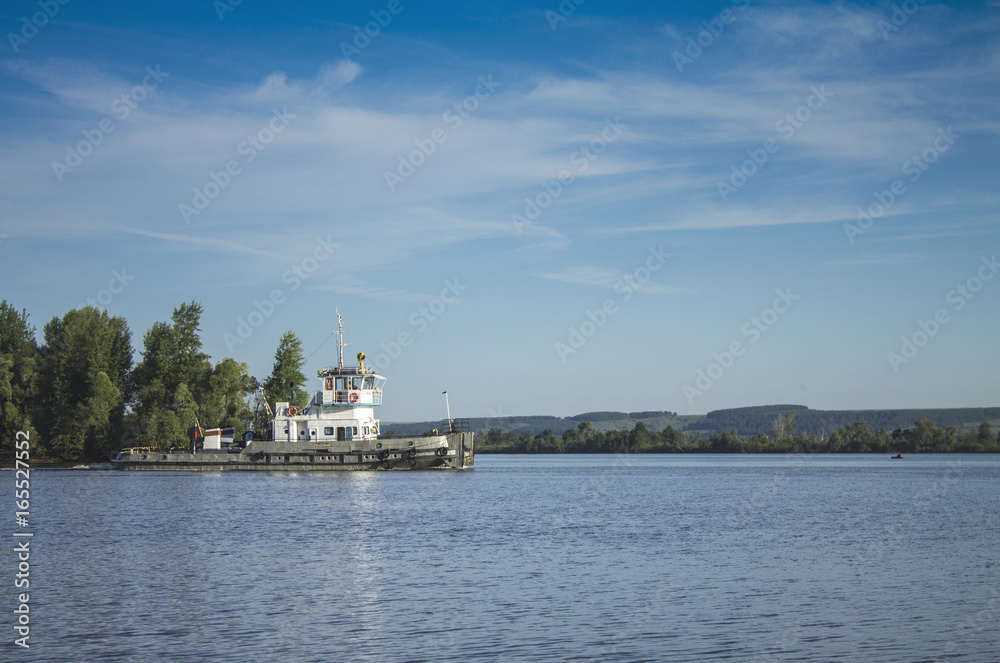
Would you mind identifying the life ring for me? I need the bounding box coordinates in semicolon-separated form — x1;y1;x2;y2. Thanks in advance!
382;461;390;470
408;459;417;468
349;392;359;403
287;406;298;416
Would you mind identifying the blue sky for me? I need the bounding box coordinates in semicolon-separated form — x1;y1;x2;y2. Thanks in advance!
1;0;998;422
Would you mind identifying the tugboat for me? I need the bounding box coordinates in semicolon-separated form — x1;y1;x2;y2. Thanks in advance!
112;314;474;471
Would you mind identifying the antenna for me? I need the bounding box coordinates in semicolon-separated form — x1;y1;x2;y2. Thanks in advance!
336;308;350;370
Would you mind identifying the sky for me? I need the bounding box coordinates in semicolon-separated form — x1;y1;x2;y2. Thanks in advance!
1;0;998;423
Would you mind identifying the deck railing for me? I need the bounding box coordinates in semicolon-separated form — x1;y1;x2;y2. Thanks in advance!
444;418;471;433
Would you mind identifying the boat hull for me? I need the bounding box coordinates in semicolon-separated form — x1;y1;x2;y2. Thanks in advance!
111;432;474;471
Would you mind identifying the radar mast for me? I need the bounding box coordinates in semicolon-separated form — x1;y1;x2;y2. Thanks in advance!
336;308;350;371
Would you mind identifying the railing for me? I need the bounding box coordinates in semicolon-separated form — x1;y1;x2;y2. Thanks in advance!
332;390;383;405
444;418;471;433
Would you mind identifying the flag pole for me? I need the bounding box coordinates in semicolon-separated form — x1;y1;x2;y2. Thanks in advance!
442;391;451;432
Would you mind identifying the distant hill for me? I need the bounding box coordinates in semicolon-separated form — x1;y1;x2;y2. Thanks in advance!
383;405;1000;438
689;406;1000;436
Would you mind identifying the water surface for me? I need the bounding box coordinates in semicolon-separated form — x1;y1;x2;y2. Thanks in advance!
18;454;1000;662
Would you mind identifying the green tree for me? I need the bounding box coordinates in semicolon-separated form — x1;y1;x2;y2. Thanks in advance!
133;302;210;404
628;421;652;452
203;358;255;431
576;421;594;451
536;428;557;452
977;421;992;444
659;425;685;452
35;307;133;460
131;302;211;449
0;302;38;458
911;417;943;452
263;331;308;409
561;426;580;451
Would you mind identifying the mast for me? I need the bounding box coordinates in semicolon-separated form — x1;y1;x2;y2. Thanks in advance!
336;308;350;371
443;391;451;431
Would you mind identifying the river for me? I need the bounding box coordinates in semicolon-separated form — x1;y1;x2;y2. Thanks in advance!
14;454;1000;662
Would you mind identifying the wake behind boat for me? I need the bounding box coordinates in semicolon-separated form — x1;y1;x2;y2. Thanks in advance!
112;315;473;471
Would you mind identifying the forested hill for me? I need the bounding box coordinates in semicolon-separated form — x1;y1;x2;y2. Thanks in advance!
691;406;1000;436
385;406;1000;438
384;411;681;437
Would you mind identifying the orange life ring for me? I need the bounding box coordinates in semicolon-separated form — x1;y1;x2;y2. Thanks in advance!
349;392;359;403
287;406;298;416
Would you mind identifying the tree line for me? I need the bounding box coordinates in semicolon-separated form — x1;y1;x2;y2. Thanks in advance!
0;300;311;461
3;299;997;462
695;404;1000;437
479;413;1000;454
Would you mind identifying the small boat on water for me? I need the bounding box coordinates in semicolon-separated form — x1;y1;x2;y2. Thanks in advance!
891;453;904;459
112;315;473;471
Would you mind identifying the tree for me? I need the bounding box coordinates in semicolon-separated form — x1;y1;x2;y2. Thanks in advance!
771;411;796;444
577;420;594;450
627;421;651;452
203;358;255;431
977;421;992;445
0;302;38;458
911;417;943;452
78;371;121;459
35;307;133;460
133;302;210;405
263;331;308;409
131;302;211;450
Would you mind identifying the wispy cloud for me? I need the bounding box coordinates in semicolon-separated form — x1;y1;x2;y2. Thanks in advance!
312;274;429;303
825;253;926;267
534;264;691;294
120;228;285;259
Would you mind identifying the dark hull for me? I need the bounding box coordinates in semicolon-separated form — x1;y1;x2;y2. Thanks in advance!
112;432;474;471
